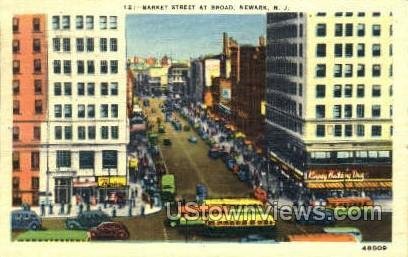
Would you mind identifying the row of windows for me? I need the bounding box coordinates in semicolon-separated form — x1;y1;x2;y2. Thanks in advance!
12;17;41;33
12;59;44;74
52;15;117;30
315;84;392;98
13;80;43;96
266;109;304;134
13;39;42;53
316;23;386;37
315;124;391;137
53;60;119;74
54;126;119;141
53;104;118;119
315;64;390;78
56;150;118;169
12;127;41;141
310;150;391;161
52;37;117;52
266;77;302;96
316;43;392;58
315;104;392;119
12;151;40;170
13;99;44;115
53;82;119;96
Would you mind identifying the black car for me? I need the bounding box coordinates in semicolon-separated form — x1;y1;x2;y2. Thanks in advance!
65;210;111;230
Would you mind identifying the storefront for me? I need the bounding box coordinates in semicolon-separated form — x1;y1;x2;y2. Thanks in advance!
97;176;128;204
73;177;97;205
54;177;72;204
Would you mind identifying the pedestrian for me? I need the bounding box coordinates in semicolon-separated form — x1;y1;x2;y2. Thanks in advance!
49;203;53;215
67;203;72;215
79;203;84;214
128;204;132;217
104;195;108;209
60;201;65;215
40;202;45;217
112;207;117;218
141;204;145;217
86;202;91;212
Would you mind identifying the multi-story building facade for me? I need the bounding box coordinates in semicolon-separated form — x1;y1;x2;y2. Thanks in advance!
266;12;392;197
188;59;204;104
39;14;129;205
12;15;47;206
168;63;189;97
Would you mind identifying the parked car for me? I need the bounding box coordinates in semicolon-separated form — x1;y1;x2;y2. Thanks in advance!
65;210;111;230
208;147;221;159
11;209;42;231
188;136;198;144
163;138;172;146
158;124;166;133
88;222;129;241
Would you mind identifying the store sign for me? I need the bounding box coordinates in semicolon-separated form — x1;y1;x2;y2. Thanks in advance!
307;169;365;181
97;176;127;187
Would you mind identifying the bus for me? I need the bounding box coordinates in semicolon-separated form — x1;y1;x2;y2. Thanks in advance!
161;174;176;203
287;233;357;242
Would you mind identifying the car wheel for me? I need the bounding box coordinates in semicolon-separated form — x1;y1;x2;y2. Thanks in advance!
117;231;128;240
30;223;39;230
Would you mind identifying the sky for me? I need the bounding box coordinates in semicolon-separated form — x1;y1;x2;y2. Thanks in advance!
126;15;266;60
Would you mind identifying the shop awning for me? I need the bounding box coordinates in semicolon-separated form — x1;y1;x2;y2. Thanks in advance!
73;182;97;188
306;180;392;189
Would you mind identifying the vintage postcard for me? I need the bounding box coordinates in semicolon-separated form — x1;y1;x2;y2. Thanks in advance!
0;0;407;257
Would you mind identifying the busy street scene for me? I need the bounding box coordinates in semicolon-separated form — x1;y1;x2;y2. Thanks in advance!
11;12;392;243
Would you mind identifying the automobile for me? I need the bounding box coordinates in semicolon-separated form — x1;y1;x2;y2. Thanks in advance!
188;136;198;144
237;164;251;182
143;99;150;107
158;124;165;133
296;208;335;226
163;138;172;146
11;209;42;231
88;222;129;241
240;234;277;243
65;210;111;230
208;147;221;159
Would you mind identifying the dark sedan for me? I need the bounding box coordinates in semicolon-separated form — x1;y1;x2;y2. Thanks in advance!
88;222;130;241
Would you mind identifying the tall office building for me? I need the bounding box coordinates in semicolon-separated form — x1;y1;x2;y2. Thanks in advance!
266;12;392;197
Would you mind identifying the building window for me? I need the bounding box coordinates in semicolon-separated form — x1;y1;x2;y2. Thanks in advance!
76;38;84;52
372;24;381;36
87;105;95;118
358;12;365;17
344;84;352;97
316;23;326;36
78;126;86;140
62;38;70;52
345;125;352;137
64;126;72;140
32;177;39;190
77;60;84;74
100;16;107;29
315;105;325;118
316;44;326;57
13;60;20;74
13;100;20;114
34;59;42;73
101;104;109;117
52;16;60;30
298;104;302;117
373;12;381;17
76;16;83;29
78;104;85;118
31;151;40;170
334;23;342;36
100;60;108;74
334;84;342;97
371;125;382;137
372;105;381;118
299;43;303;57
335;12;343;17
111;104;118;118
298;83;303;96
316;125;325;137
357;64;365;77
357;43;365;57
64;82;72;95
102;150;117;168
64;104;72;118
101;126;109;139
55;126;62;139
372;44;381;56
389;85;393;96
345;12;353;17
109;16;118;29
345;44;353;57
357;84;365;97
13;127;20;141
100;38;107;52
334;44;342;57
13;17;19;32
77;83;85;95
56;150;71;168
357;104;365;118
13;152;20;170
111;82;118;95
101;83;109;95
54;82;62;96
79;151;94;169
111;126;119;139
13;80;20;95
13;40;20;53
357;124;365;136
110;60;118;74
299;63;303;77
87;61;95;74
334;64;342;77
316;64;326;77
372;64;381;77
87;83;95;96
333;105;342;118
344;104;352;118
53;60;61;74
345;23;353;36
390;105;393;117
53;38;60;51
86;38;94;52
88;126;96;139
86;16;94;29
35;100;43;114
63;60;71;74
33;18;42;32
372;85;381;97
344;64;353;77
33;39;41;52
389;64;393;77
110;38;118;51
54;105;62;118
62;16;70;30
33;126;41;140
334;125;342;137
357;23;365;36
